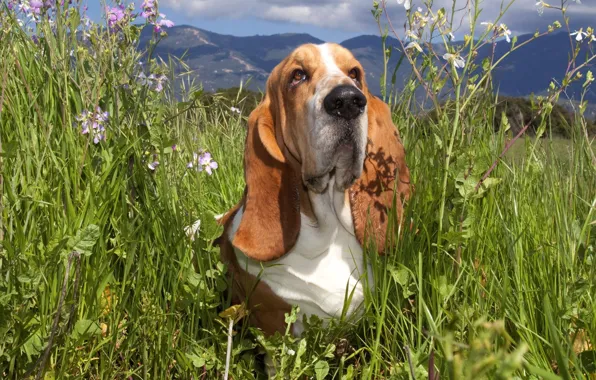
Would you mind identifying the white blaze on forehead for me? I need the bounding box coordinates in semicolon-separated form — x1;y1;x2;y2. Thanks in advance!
317;43;343;76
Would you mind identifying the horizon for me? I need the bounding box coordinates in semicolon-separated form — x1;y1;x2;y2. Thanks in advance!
151;23;575;44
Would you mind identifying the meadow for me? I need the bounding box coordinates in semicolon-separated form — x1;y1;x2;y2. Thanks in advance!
0;0;595;379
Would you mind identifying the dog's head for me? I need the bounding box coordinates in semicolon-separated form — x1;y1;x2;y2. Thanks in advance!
263;43;369;193
229;43;411;261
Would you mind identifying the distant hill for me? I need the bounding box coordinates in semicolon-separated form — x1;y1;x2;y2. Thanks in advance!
138;25;596;104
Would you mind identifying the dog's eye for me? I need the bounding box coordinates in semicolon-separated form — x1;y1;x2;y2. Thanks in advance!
348;68;360;81
290;69;307;87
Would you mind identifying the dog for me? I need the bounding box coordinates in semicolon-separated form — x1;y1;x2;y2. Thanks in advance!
215;42;411;337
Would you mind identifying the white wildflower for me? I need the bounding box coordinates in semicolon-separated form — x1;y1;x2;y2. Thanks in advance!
405;41;423;53
397;0;411;10
214;211;229;222
481;21;494;29
184;219;201;241
405;29;418;40
443;53;465;69
535;1;546;15
147;161;159;171
498;23;512;43
570;29;588;41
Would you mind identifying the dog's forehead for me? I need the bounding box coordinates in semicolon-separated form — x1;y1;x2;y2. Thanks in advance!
287;43;356;71
318;43;356;68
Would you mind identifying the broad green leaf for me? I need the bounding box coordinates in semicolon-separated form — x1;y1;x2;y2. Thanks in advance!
388;265;409;286
67;224;100;257
315;360;329;380
72;319;101;340
500;111;511;133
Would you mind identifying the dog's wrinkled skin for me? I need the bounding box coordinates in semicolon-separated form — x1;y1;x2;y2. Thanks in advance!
214;42;411;338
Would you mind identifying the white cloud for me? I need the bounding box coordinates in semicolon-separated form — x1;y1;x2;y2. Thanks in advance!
162;0;596;37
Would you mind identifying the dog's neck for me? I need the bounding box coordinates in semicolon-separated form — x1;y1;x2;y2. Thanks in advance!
288;153;355;233
305;180;355;235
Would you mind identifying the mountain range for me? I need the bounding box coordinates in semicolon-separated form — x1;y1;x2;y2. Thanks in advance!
138;25;596;105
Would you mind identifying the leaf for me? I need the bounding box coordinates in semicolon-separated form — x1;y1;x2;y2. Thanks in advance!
291;339;308;375
482;57;490;72
388;265;409;286
578;350;596;373
177;101;192;111
341;364;354;380
388;265;416;299
191;89;204;100
71;319;101;340
475;178;501;198
315;360;329;380
185;269;202;288
500;111;511;133
186;353;205;368
455;175;478;199
285;306;299;325
437;275;454;300
544;296;573;380
462;213;476;239
0;141;18;158
23;330;43;359
219;303;247;323
524;363;563;380
67;224;100;257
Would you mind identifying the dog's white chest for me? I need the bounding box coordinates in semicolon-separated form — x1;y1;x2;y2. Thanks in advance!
228;182;371;334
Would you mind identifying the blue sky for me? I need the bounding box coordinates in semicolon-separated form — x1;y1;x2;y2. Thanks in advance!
84;0;596;42
84;1;362;41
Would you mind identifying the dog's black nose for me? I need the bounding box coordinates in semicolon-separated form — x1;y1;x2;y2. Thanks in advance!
323;85;367;120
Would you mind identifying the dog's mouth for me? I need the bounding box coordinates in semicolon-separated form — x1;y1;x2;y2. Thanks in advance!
302;110;368;194
303;142;363;194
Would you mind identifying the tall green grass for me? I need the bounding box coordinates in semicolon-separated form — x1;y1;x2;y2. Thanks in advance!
1;0;595;379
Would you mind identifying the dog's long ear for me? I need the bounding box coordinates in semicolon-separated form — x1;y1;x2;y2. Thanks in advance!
231;95;301;262
349;95;411;254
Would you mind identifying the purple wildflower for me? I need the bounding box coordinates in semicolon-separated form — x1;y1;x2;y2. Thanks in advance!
141;0;157;19
136;72;149;86
140;1;174;33
106;6;125;28
75;107;109;144
151;74;167;92
187;151;218;174
154;15;174;33
137;72;168;92
30;0;44;14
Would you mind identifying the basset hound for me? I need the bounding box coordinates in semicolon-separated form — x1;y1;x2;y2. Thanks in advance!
216;42;411;337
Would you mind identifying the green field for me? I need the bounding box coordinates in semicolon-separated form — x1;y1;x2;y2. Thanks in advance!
1;2;596;379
